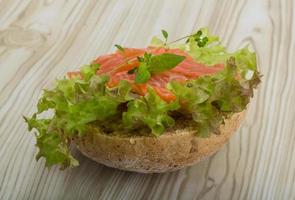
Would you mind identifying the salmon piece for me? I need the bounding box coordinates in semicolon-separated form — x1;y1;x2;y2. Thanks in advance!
68;47;224;102
95;53;117;65
107;72;133;87
132;84;147;95
97;54;124;75
96;48;145;75
153;86;176;102
118;48;146;59
111;59;140;75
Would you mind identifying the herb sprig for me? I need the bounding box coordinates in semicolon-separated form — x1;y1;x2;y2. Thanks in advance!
134;53;185;83
161;29;168;45
162;29;209;47
186;30;209;47
115;44;125;52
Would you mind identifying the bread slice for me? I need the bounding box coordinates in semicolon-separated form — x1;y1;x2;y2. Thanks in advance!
73;111;245;173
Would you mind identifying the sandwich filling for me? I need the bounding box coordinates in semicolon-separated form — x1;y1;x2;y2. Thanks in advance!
25;29;261;168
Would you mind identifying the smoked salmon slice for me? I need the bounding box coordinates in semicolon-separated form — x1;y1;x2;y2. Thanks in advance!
68;47;224;102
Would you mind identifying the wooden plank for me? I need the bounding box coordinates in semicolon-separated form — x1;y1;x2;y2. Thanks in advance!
0;0;294;199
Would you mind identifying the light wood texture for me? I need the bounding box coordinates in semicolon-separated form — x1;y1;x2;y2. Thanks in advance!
0;0;294;199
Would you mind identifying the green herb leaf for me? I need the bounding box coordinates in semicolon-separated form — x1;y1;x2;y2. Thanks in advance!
161;29;168;42
149;53;185;73
143;52;152;62
135;62;151;83
197;36;208;47
188;30;209;47
196;30;202;37
127;68;137;74
115;44;125;52
137;56;144;62
135;52;185;82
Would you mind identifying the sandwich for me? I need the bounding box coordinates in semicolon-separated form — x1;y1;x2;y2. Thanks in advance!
24;28;261;173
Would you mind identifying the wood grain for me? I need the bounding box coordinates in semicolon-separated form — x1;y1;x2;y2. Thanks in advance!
0;0;294;199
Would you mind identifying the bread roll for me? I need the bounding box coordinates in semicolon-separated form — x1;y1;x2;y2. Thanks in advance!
74;111;245;173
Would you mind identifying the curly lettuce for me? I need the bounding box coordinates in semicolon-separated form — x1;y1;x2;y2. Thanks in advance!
25;28;260;168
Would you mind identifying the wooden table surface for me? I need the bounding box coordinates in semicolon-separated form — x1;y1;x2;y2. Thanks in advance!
0;0;294;199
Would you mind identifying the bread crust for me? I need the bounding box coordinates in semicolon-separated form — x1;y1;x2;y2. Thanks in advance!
74;111;245;173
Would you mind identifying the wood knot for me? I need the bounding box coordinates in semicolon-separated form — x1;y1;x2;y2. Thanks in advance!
253;27;261;33
0;26;46;48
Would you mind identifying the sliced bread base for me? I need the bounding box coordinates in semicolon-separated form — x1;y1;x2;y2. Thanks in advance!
74;111;245;173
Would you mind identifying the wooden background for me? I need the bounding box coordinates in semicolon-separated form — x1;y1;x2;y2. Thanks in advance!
0;0;294;199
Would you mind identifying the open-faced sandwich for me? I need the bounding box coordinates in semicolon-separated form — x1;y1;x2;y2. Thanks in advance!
24;28;261;173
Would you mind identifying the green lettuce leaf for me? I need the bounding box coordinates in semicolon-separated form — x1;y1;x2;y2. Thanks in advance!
168;56;260;137
123;88;180;136
24;115;79;168
25;67;123;168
